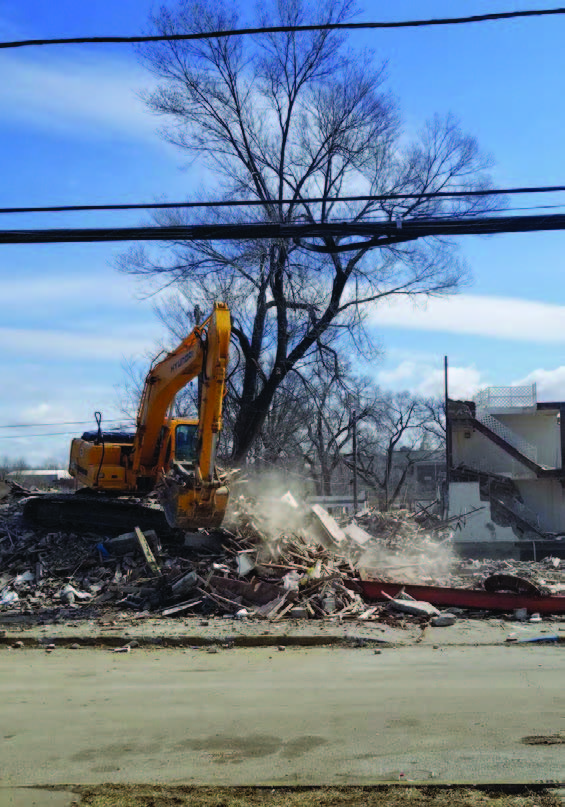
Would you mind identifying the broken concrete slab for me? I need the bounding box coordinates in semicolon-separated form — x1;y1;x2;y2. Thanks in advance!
383;593;440;618
344;523;373;546
310;504;347;546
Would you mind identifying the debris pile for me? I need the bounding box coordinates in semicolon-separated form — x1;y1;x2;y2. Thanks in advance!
1;481;565;625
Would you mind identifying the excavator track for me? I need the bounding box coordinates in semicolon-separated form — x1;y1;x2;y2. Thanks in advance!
22;493;180;538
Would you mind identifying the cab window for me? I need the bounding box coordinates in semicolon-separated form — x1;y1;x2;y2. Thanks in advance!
175;424;198;462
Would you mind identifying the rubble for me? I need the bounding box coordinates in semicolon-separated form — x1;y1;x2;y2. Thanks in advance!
1;482;565;629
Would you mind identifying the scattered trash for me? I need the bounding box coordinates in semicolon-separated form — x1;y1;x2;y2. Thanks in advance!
236;551;255;577
13;571;34;586
282;571;302;591
322;594;336;614
515;634;559;644
1;483;565;627
59;584;92;602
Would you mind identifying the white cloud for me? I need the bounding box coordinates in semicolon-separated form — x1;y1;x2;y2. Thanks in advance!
0;273;148;307
370;294;565;343
514;366;565;402
0;272;167;316
376;360;486;399
0;51;164;144
376;360;418;386
0;324;163;361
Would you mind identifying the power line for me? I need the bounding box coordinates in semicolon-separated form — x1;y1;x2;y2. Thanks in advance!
1;8;564;50
5;184;565;216
0;431;89;439
3;212;565;246
0;419;128;429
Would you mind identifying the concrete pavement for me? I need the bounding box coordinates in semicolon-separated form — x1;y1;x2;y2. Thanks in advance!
1;645;564;787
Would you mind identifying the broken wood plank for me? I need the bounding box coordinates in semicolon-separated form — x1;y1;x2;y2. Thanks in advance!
208;575;286;606
134;527;161;577
196;586;243;611
359;606;379;620
271;600;298;621
256;593;287;618
160;598;203;617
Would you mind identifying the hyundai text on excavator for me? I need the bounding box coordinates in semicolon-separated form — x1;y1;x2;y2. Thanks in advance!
24;303;231;535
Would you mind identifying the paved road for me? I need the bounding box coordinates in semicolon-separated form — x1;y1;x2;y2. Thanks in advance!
1;645;564;786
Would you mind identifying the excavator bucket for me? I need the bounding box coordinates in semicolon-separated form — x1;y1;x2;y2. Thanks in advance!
158;472;229;531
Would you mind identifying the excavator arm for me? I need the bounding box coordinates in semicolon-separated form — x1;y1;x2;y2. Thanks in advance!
130;301;231;530
132;302;231;488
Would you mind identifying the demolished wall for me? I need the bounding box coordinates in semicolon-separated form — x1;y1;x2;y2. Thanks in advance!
448;482;519;546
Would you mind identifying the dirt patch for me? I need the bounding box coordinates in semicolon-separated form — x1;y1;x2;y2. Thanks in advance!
521;734;565;745
67;785;563;807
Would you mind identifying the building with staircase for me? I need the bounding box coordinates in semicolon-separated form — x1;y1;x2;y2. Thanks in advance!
447;385;565;558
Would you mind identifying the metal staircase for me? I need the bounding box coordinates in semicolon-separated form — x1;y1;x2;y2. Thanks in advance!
474;408;539;465
490;493;544;534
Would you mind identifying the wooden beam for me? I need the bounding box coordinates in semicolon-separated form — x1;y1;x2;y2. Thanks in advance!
134;526;161;577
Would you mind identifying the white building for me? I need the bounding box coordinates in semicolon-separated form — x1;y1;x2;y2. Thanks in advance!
447;384;565;557
7;469;73;489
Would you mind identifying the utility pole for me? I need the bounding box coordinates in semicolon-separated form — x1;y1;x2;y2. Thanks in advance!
352;408;358;512
444;355;450;520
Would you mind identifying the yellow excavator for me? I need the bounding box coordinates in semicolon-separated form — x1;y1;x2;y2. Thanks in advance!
24;303;231;535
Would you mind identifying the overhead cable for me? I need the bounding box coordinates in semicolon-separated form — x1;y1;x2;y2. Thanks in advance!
0;431;91;438
5;184;565;216
3;213;565;246
1;8;564;49
0;419;127;429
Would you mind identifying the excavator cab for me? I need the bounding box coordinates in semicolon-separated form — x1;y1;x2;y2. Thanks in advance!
173;422;198;464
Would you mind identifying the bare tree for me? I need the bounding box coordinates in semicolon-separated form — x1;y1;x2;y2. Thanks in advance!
121;0;499;461
0;457;30;476
296;359;373;495
350;392;443;509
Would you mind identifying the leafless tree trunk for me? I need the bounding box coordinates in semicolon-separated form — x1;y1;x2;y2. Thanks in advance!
121;0;500;462
299;359;375;495
349;392;443;509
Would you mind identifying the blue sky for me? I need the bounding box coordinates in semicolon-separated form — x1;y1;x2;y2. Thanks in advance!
2;0;565;463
